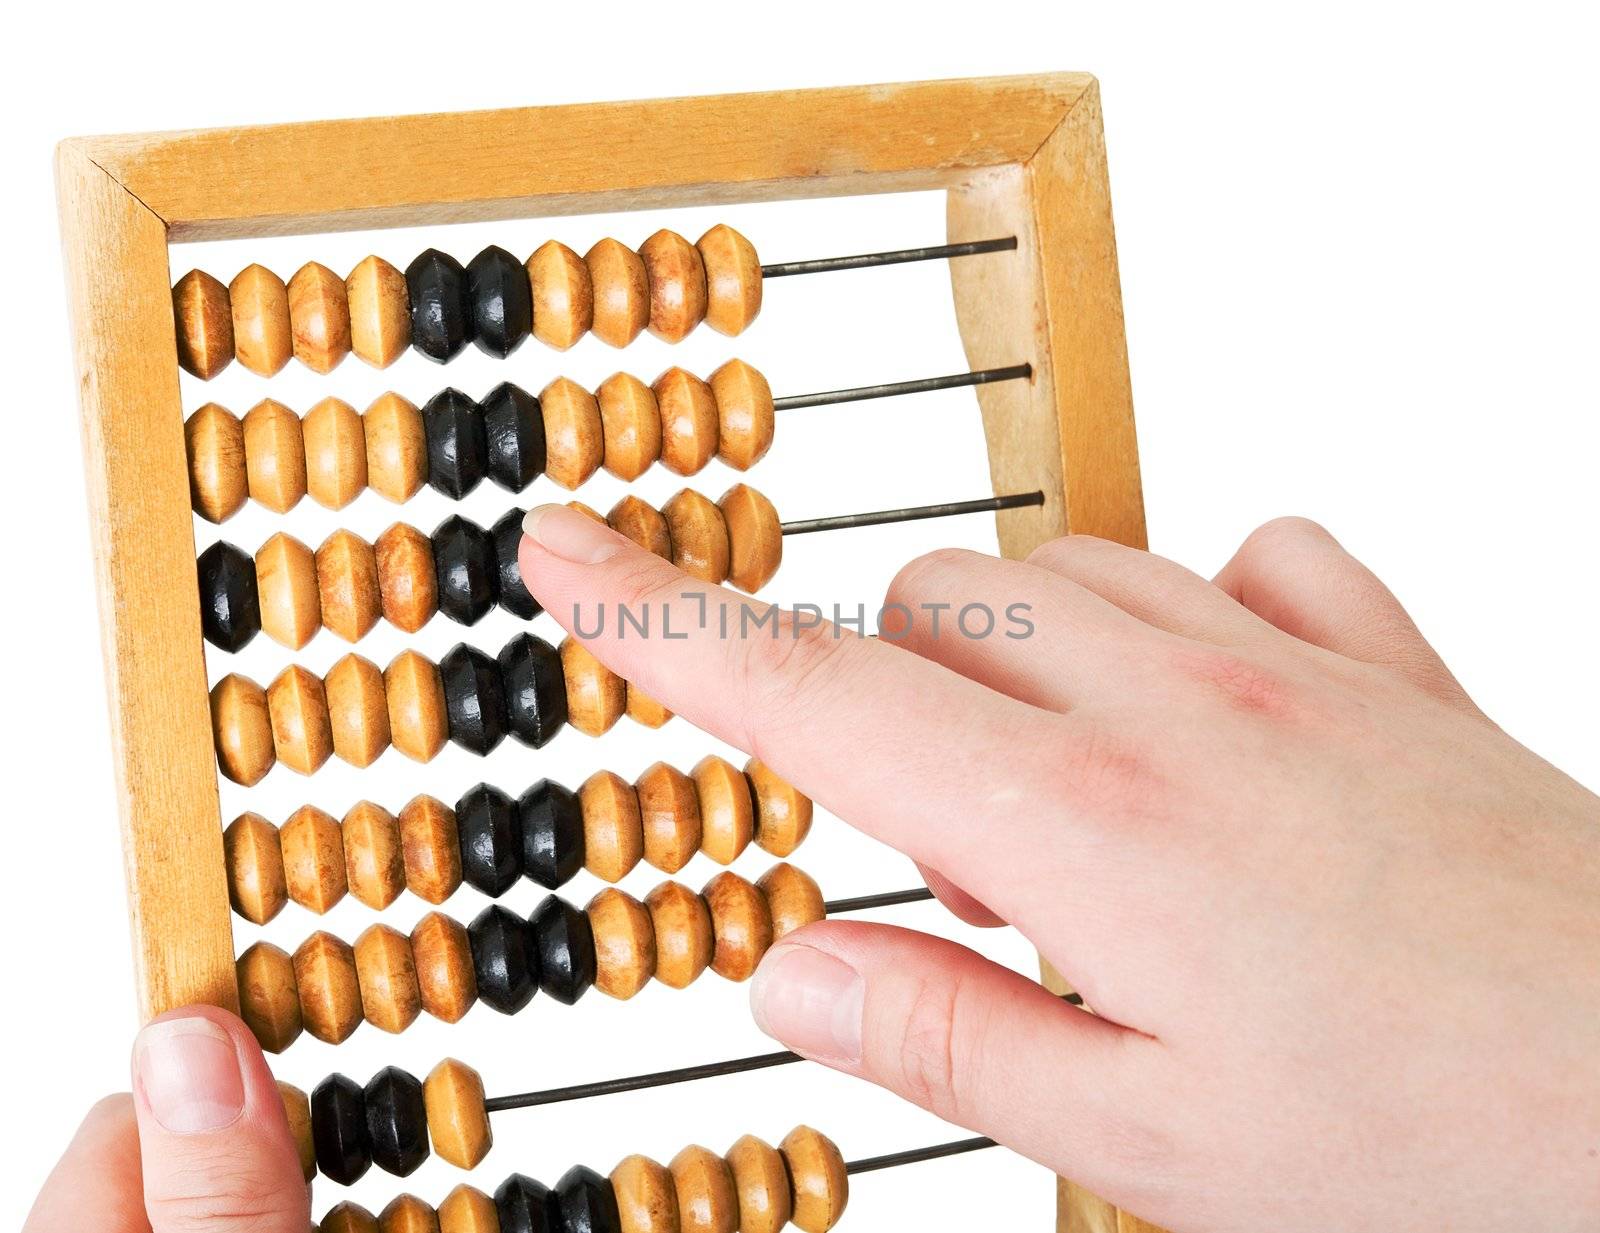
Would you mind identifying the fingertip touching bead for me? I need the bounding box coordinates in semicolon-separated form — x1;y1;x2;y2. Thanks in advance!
747;758;814;856
468;245;533;358
491;509;539;620
757;863;825;939
625;683;673;729
606;495;671;559
277;1080;316;1181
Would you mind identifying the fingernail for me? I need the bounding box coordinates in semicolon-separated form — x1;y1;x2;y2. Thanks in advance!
134;1017;245;1134
522;504;625;564
750;945;864;1064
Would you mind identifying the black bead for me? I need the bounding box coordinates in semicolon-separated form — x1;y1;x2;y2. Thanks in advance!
491;507;540;620
469;904;539;1014
422;387;489;499
363;1066;429;1177
530;894;596;1005
498;633;567;748
456;782;522;896
310;1073;370;1185
482;382;545;492
196;540;261;652
406;248;472;363
554;1165;622;1233
468;246;533;359
496;1173;556;1233
440;643;508;755
432;514;498;626
519;779;583;890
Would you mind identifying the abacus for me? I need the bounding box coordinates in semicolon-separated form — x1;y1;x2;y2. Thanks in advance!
56;75;1151;1232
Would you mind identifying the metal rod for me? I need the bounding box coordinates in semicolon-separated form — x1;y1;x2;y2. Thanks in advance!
823;887;935;914
760;236;1018;278
773;364;1031;412
781;490;1045;537
845;1134;997;1174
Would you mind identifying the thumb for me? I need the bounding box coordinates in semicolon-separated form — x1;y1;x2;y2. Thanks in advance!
131;1006;309;1233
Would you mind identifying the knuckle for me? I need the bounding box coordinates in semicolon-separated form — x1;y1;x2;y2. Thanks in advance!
1240;515;1335;561
1170;645;1297;718
1025;533;1114;573
1053;720;1164;821
145;1153;306;1232
885;547;980;607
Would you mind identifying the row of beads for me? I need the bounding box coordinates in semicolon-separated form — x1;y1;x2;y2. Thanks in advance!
224;755;811;924
173;225;761;380
235;863;824;1052
316;1125;844;1233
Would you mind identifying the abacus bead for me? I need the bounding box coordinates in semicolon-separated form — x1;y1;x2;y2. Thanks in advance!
268;665;334;776
468;245;533;358
611;1155;679;1233
364;1066;429;1176
355;923;422;1034
697;224;762;336
597;373;662;481
519;779;583;889
719;484;783;593
625;684;673;729
579;770;643;882
236;941;302;1052
256;532;322;649
225;812;287;924
347;255;412;368
344;801;405;910
326;653;392;767
303;397;369;509
197;540;261;652
296;930;364;1044
644;881;712;989
312;1073;371;1185
289;261;353;373
316;529;382;643
639;229;707;343
439;1187;499;1233
636;762;702;874
377;522;439;633
780;1127;849;1233
365;392;428;503
173;269;234;379
229;264;293;376
185;403;247;522
469;904;539;1015
540;377;604;490
703;871;772;981
423;388;489;500
324;1202;381;1233
653;368;719;476
211;674;274;786
278;1080;317;1181
531;894;596;1004
400;795;463;903
528;240;593;349
424;1058;492;1170
495;1175;554;1233
586;238;649;348
747;758;814;856
412;911;477;1022
387;651;449;762
568;501;605;523
441;643;508;754
491;509;539;620
692;756;754;865
757;863;825;939
662;489;730;584
483;382;546;492
709;361;775;471
724;1136;791;1233
555;1165;622;1233
408;249;473;362
669;1145;738;1233
242;399;308;513
561;637;625;737
456;782;522;897
586;888;655;1000
498;633;567;748
433;515;498;626
607;495;671;559
281;804;347;913
381;1196;440;1233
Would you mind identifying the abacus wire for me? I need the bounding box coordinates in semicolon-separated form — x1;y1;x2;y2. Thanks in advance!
760;237;1018;278
781;490;1046;536
774;364;1032;411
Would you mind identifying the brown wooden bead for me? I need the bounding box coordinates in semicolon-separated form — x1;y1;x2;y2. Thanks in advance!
567;500;606;524
670;1144;738;1233
719;485;783;593
325;654;392;767
386;651;449;763
280;804;347;913
323;1202;381;1233
268;665;334;775
540;377;604;490
364;392;428;502
781;1126;848;1233
747;758;814;856
347;255;411;368
636;762;702;874
662;489;731;584
211;674;275;786
652;367;719;476
376;522;439;634
612;1154;680;1233
185;403;247;523
236;941;302;1053
528;240;593;349
703;871;772;982
380;1196;439;1233
303;396;368;509
424;1058;492;1169
561;636;626;736
173;269;234;379
256;532;322;650
757;863;825;939
645;881;713;989
597;372;663;481
411;910;477;1023
626;683;673;729
224;811;287;924
400;795;462;903
697;225;763;336
710;360;775;470
277;1080;316;1181
288;261;352;373
579;770;643;882
586;238;649;347
355;923;421;1034
316;529;382;642
725;1135;791;1233
241;399;308;514
343;801;405;910
640;229;707;343
607;494;671;558
587;887;656;1000
294;930;363;1043
229;263;292;377
438;1187;498;1233
692;756;754;865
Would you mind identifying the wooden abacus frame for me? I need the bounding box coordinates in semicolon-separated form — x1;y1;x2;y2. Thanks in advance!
56;72;1149;1232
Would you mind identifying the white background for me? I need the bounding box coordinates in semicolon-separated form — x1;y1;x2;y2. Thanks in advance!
2;3;1596;1229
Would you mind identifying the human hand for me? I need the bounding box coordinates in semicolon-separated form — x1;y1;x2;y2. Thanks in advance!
518;508;1600;1233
